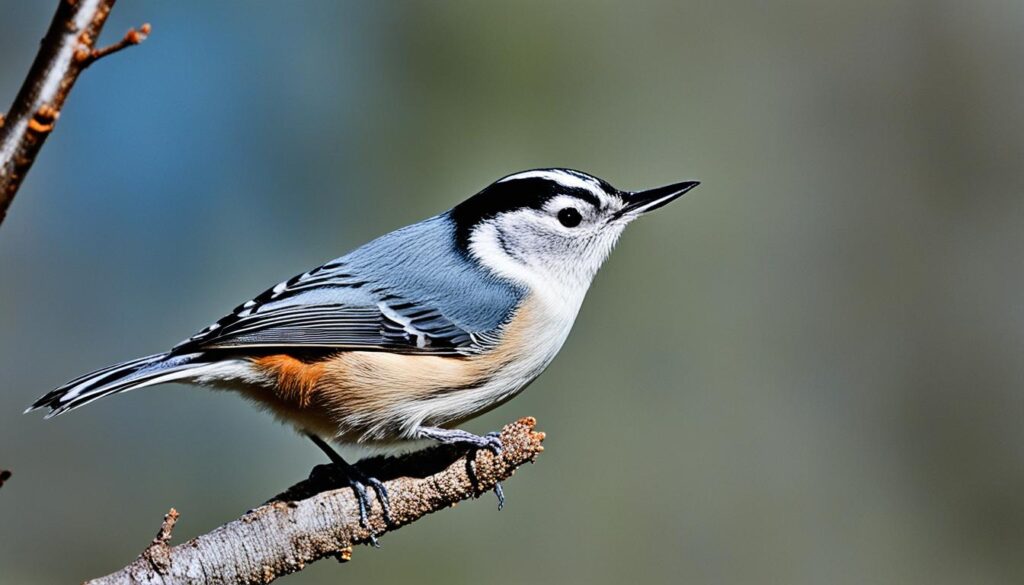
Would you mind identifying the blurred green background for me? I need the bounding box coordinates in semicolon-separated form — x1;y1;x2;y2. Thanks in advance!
2;1;1024;583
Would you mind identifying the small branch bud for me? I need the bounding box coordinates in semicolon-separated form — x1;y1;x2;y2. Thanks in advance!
82;23;152;67
153;508;179;546
27;105;59;133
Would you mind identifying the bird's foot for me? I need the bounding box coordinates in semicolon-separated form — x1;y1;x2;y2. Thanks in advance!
416;427;505;509
417;426;503;454
312;463;391;546
305;433;392;545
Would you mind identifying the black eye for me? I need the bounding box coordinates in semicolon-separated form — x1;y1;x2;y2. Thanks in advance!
557;207;582;228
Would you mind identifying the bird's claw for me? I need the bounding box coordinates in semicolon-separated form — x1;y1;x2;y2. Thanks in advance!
316;463;392;544
463;432;505;510
482;432;505;510
481;431;503;455
363;476;392;523
493;481;505;510
415;426;507;510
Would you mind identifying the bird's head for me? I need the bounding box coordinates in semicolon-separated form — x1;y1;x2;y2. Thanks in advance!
450;168;698;299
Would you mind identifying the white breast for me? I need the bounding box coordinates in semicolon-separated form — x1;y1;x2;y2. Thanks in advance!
389;290;583;436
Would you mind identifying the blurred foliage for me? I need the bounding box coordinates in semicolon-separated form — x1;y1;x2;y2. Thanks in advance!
1;1;1023;584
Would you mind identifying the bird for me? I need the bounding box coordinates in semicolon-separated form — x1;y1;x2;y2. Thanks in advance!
27;168;698;532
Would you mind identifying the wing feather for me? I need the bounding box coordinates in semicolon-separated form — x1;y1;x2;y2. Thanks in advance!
173;263;481;355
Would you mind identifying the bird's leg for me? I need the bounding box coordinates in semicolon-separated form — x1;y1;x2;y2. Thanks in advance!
415;426;503;453
306;433;392;542
415;426;505;509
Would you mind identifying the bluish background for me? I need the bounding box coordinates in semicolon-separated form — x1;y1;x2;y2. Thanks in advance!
2;1;1024;583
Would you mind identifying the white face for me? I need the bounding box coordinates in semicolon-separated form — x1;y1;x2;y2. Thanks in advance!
466;171;635;303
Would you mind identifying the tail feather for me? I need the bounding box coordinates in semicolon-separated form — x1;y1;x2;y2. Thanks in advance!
27;352;208;418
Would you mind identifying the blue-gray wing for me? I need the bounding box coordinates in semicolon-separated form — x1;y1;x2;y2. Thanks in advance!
174;269;478;355
173;214;523;355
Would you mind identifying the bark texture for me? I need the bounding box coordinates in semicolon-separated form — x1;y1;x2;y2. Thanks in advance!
87;417;546;584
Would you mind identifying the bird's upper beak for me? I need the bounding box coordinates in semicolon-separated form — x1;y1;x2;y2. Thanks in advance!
615;180;700;219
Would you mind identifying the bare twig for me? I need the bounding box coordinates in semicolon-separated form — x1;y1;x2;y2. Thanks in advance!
86;417;546;584
0;0;150;226
76;23;152;66
135;508;179;575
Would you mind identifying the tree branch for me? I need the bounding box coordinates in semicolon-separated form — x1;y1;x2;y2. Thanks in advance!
86;417;546;584
0;0;150;226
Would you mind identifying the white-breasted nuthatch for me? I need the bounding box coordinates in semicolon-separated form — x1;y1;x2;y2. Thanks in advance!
28;168;698;529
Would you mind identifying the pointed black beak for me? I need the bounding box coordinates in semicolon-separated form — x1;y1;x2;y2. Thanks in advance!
614;181;700;219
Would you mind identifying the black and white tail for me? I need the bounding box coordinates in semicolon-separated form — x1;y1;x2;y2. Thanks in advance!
26;352;212;418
